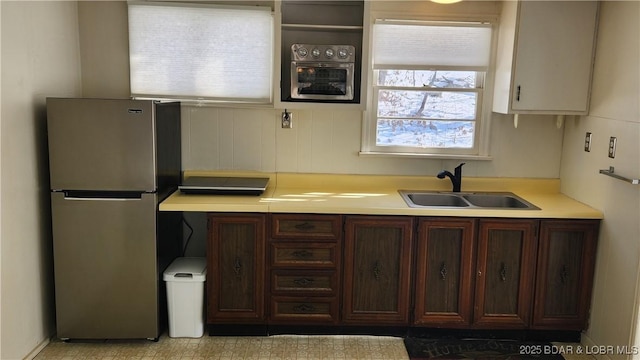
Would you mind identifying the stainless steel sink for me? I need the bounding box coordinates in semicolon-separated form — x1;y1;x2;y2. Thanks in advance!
462;193;535;209
404;193;470;208
399;190;539;210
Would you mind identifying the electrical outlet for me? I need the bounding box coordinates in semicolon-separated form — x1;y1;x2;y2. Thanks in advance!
281;110;292;129
608;136;617;158
584;132;592;152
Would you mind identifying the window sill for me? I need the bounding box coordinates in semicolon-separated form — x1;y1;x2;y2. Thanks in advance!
358;151;493;161
133;96;275;109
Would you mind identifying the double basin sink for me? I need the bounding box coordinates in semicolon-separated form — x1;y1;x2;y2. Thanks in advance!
399;190;539;210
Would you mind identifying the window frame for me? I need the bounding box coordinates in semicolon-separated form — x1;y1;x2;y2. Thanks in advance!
361;14;498;159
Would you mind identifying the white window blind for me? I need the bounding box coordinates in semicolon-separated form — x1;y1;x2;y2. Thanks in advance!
372;21;491;69
128;2;273;103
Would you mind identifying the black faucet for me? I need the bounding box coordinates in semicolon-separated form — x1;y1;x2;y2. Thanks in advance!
437;163;465;192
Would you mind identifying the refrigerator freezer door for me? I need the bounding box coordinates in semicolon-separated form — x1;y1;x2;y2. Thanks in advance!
51;191;159;339
47;98;157;191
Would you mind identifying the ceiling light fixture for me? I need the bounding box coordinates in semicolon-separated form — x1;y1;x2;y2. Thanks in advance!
430;0;463;4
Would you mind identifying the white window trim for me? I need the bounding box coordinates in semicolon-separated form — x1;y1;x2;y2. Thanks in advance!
360;12;499;160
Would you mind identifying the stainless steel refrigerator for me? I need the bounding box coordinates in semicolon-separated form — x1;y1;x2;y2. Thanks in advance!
47;98;183;340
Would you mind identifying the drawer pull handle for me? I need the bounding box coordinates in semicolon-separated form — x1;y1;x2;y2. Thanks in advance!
440;262;447;280
292;250;313;258
295;222;316;231
293;303;315;313
560;265;569;285
499;262;507;282
233;257;242;275
293;278;314;286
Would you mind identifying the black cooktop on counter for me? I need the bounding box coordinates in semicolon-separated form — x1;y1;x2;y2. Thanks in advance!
178;176;269;196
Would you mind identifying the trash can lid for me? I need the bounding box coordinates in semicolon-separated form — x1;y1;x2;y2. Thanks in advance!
163;257;207;282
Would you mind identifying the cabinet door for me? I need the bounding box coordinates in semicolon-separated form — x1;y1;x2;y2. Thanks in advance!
532;220;599;330
493;1;598;114
207;214;265;323
474;219;538;328
414;218;475;327
511;1;598;112
343;216;413;325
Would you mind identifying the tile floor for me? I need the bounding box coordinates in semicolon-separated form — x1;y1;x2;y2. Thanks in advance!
33;334;598;360
34;334;409;360
551;343;598;360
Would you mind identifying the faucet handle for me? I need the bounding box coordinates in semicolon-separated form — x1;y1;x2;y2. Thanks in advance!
455;162;466;170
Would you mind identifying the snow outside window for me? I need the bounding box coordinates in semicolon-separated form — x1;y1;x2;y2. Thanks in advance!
128;2;273;104
363;20;493;157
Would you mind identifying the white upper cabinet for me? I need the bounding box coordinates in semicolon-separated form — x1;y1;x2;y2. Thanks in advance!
493;1;599;115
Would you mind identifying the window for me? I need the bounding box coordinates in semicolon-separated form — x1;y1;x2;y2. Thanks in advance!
362;19;494;157
128;2;273;104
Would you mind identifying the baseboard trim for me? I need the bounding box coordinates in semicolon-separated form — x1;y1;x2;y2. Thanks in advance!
22;336;50;360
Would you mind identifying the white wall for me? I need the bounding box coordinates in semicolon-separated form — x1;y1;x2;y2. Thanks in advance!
559;2;640;359
0;1;82;359
79;1;565;180
78;1;130;98
2;1;626;358
181;108;563;178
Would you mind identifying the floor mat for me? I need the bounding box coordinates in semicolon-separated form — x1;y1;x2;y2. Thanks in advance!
404;337;565;359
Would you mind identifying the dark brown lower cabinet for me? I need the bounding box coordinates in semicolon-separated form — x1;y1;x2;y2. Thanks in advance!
414;218;476;327
207;214;265;323
204;212;599;332
343;216;413;325
532;220;599;330
474;219;538;328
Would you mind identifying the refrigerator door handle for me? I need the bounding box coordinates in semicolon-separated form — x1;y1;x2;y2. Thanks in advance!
63;197;142;202
61;190;144;201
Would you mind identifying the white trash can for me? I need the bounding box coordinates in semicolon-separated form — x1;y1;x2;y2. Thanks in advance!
163;257;207;338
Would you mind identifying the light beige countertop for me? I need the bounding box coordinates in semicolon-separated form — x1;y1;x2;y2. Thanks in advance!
159;171;603;219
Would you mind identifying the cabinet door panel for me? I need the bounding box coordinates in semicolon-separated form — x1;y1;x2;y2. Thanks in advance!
353;227;401;311
208;214;265;323
483;230;522;315
474;219;537;328
427;233;462;312
511;1;598;112
533;220;599;330
343;216;413;325
544;236;583;315
415;218;475;327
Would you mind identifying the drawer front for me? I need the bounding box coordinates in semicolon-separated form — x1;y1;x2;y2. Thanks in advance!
272;270;338;295
270;296;339;324
271;242;338;268
271;214;341;240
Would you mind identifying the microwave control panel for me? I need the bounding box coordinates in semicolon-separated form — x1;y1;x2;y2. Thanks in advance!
292;44;355;63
